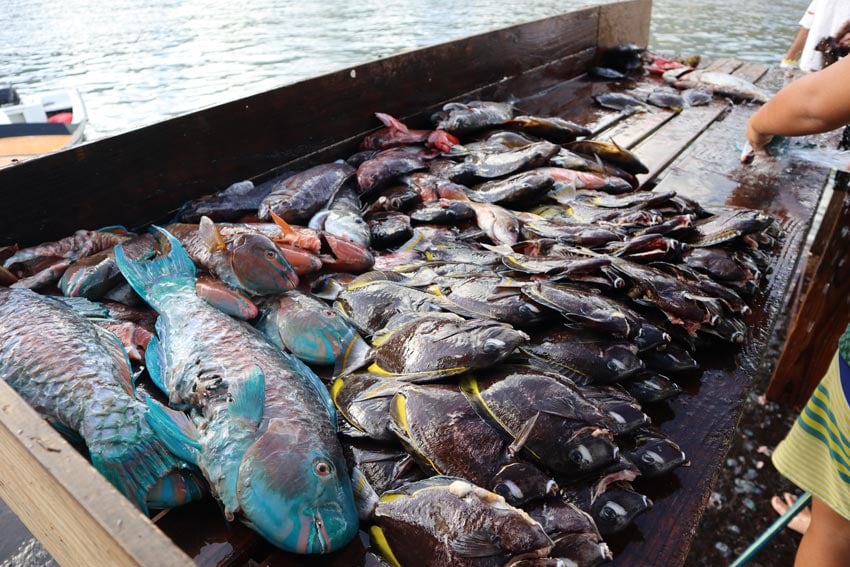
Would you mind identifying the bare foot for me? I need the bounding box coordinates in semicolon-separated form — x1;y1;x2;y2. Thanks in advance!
771;492;811;534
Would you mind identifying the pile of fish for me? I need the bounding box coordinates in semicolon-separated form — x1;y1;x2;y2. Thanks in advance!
0;87;781;564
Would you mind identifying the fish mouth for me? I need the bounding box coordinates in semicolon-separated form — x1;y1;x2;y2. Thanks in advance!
295;510;332;554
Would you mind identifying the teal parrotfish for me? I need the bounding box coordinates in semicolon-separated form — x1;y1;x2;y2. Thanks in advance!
114;227;359;554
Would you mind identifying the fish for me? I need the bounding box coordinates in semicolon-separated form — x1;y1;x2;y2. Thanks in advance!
503;115;592;143
620;429;688;477
592;92;650;113
522;499;612;567
166;217;299;295
663;68;771;103
519;326;644;385
424;273;554;328
564;140;649;176
645;87;685;112
558;460;652;536
432;100;516;134
356;147;430;197
114;227;359;553
255;290;368;365
366;211;414;250
0;287;200;513
341;440;427;495
331;373;406;441
521;281;643;339
389;382;558;506
309;185;372;249
466;171;555;205
360;112;459;151
356;312;528;381
367;476;554;566
333;278;447;337
258;162;355;223
460;366;618;476
175;179;273;223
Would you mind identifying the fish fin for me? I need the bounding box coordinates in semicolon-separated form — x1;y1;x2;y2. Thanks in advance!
506;412;540;458
270;210;296;235
196;278;258;320
52;295;111;318
144;396;202;466
92;325;135;394
333;333;374;378
352;467;380;521
227;366;265;428
535;396;584;421
308;210;330;231
91;399;201;514
114;226;197;307
450;530;504;558
144;334;169;395
285;352;338;425
369;526;404;567
375;112;410;134
198;216;227;253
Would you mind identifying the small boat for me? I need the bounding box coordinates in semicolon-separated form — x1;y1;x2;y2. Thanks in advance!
0;84;88;167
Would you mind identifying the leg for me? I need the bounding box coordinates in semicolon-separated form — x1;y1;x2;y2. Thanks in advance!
795;495;850;566
771;492;811;534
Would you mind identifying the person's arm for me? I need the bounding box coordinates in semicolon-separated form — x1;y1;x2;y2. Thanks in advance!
783;26;810;66
746;55;850;151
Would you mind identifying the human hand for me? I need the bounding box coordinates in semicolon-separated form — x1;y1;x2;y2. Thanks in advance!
745;118;775;156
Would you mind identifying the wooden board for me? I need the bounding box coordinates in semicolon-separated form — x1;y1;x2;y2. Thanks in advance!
0;379;193;566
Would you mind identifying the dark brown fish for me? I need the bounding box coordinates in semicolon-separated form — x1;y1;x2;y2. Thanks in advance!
258;162;355;223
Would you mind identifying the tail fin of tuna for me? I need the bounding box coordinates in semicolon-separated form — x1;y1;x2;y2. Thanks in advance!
88;402;200;514
114;226;197;309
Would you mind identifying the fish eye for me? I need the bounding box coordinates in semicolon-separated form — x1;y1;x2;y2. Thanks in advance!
314;461;333;477
264;249;277;259
599;504;620;521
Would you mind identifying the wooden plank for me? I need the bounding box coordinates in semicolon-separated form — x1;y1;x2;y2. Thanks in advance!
766;176;850;408
0;380;193;566
630;102;732;187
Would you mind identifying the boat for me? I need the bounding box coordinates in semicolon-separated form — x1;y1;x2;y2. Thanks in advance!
0;84;88;167
0;0;835;565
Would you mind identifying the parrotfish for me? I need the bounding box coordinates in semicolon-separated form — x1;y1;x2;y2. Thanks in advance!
0;287;201;513
114;227;359;553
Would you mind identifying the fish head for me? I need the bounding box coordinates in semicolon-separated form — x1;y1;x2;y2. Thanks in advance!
559;429;619;475
229;233;299;294
590;487;652;536
491;462;558;507
601;343;644;379
236;418;359;553
463;321;529;367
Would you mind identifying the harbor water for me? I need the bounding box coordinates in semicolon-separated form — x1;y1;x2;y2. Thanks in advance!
2;0;805;141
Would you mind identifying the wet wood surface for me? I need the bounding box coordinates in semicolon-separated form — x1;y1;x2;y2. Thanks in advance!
0;1;838;565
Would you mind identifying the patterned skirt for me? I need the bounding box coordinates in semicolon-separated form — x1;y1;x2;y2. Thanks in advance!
773;350;850;520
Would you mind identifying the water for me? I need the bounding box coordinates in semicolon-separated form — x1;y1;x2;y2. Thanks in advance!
1;0;806;141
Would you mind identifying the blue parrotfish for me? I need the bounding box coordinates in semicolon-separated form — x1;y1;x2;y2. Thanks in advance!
114;227;359;554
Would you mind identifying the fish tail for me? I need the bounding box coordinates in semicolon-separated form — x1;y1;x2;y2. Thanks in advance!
114;226;196;308
88;405;199;514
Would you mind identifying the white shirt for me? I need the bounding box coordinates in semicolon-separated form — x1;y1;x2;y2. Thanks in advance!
799;0;850;71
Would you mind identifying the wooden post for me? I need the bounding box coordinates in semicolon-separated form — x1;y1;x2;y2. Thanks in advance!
766;172;850;408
